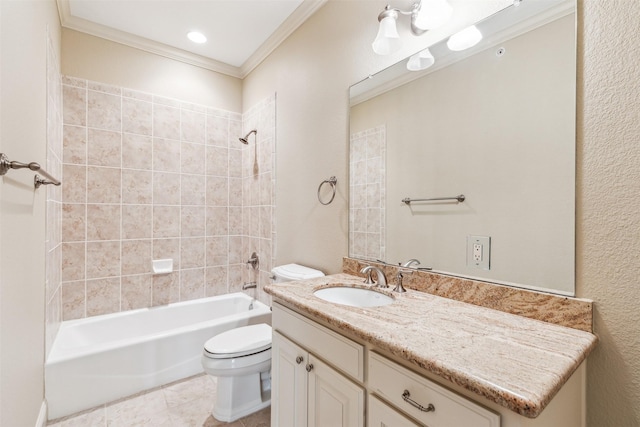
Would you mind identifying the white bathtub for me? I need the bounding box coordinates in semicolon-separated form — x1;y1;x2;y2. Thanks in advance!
45;293;271;420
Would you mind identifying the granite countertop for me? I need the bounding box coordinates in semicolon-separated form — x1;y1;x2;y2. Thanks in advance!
264;273;598;418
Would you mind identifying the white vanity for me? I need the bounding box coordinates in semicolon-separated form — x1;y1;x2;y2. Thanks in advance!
266;273;596;427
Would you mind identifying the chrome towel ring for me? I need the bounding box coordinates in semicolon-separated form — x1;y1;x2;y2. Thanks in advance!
317;176;337;205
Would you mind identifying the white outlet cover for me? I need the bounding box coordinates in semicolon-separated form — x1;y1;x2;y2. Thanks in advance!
467;235;491;270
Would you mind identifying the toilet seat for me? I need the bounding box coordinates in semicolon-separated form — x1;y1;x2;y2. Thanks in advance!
204;323;272;359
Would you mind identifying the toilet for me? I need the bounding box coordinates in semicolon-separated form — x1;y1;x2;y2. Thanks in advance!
201;263;324;422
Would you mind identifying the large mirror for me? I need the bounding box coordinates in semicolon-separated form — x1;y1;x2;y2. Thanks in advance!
349;0;576;295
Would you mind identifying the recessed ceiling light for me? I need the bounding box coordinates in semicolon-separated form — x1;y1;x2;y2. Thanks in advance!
187;31;207;44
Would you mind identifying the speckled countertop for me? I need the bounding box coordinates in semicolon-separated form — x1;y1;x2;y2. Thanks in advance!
264;273;598;418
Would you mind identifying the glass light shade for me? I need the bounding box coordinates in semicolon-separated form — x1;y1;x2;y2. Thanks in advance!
372;15;402;55
414;0;453;30
447;25;482;51
406;48;435;71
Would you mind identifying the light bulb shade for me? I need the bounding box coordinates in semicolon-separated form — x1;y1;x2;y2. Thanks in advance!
407;48;435;71
447;25;483;51
372;15;402;55
414;0;453;30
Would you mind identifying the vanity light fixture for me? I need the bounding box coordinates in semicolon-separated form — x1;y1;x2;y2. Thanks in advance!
372;0;453;55
187;31;207;44
446;25;483;51
406;48;435;71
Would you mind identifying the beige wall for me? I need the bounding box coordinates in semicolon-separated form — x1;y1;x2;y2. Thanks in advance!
244;0;640;424
578;0;640;425
0;0;61;425
62;29;243;112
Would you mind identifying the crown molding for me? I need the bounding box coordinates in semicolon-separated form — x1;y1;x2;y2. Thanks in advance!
57;0;327;79
239;0;328;77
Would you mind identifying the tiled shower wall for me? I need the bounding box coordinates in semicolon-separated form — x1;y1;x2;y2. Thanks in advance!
240;95;276;305
45;33;63;355
349;125;386;261
60;76;275;320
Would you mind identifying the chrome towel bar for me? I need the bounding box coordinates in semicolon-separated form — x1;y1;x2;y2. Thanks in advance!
402;194;465;204
0;152;61;188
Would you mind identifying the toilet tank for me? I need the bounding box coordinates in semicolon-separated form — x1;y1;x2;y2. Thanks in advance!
271;264;324;283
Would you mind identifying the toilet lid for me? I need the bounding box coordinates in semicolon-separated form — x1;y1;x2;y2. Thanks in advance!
204;323;272;358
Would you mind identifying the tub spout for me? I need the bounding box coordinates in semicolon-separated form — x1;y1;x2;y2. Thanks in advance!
242;282;257;290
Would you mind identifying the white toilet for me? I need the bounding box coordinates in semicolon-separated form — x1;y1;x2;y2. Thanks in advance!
201;263;324;422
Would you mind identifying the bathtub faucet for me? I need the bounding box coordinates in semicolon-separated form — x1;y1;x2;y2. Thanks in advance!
242;282;257;290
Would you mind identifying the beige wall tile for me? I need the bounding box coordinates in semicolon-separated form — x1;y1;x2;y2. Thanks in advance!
63;85;86;126
180;237;205;269
122;205;152;239
152;272;179;306
86;277;120;316
62;203;86;242
153;104;180;140
206;207;228;236
86;204;121;241
86;241;121;279
153;206;181;238
206;236;228;267
122;133;152;170
122;239;152;275
87;166;121;204
180;109;205;144
63;125;87;164
181;206;205;237
88;90;121;131
153;172;181;205
87;128;121;167
180;268;205;301
206;115;229;147
153;138;181;172
180;174;206;206
206;176;228;206
122;169;152;204
62;280;86;321
63;164;86;203
206;146;229;176
123;97;152;136
180;142;205;175
205;266;228;296
62;242;85;281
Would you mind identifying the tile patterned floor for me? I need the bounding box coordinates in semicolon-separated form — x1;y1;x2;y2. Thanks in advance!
47;374;270;427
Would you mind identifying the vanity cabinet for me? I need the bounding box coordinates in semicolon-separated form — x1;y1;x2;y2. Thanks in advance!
271;301;585;427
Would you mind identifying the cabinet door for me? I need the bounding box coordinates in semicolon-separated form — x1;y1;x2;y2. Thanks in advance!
308;354;365;427
369;395;420;427
272;331;308;427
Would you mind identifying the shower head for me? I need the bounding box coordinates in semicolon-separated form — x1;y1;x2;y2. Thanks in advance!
239;129;257;145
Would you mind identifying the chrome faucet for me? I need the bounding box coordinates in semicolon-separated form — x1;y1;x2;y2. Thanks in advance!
402;258;420;268
360;266;388;288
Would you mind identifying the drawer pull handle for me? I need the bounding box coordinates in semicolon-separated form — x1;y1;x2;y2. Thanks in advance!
306;363;314;372
402;390;435;413
296;356;304;364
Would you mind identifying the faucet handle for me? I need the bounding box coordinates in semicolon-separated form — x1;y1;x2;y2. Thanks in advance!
393;269;413;293
360;266;375;285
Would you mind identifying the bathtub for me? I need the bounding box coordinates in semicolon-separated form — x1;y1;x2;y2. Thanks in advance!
45;293;271;420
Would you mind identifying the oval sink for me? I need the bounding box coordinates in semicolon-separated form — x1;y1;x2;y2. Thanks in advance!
313;286;394;308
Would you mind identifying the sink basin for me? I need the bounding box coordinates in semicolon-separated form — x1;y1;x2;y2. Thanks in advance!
313;286;394;308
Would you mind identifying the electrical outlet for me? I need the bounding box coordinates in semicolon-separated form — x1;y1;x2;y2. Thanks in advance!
467;236;491;270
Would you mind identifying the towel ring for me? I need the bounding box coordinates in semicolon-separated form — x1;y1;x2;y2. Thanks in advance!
317;176;337;205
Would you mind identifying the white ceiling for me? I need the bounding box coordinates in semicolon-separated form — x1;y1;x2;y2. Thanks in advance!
58;0;326;78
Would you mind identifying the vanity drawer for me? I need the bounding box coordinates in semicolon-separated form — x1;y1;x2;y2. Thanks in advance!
368;352;500;427
273;302;364;382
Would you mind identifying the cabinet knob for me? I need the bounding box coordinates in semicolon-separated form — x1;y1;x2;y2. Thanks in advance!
296;356;304;364
402;390;435;413
305;363;314;372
